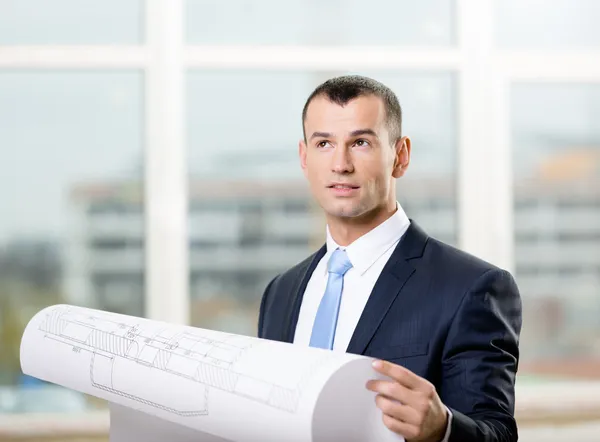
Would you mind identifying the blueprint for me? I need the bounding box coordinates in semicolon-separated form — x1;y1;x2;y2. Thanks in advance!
20;304;401;442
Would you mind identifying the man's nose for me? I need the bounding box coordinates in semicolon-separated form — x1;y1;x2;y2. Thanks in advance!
331;146;354;174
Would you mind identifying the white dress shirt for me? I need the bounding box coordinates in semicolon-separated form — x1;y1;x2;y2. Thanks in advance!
293;202;410;351
293;202;453;442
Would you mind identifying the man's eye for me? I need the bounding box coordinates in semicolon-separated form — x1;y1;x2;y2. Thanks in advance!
317;141;330;148
355;139;369;147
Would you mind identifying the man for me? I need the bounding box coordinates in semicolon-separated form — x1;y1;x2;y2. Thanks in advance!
257;75;522;442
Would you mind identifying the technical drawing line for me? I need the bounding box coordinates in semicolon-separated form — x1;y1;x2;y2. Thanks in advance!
92;382;209;417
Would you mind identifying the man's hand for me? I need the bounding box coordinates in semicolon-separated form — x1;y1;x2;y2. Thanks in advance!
366;360;448;442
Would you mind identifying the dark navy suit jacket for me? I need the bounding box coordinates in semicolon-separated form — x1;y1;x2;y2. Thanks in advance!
258;221;522;442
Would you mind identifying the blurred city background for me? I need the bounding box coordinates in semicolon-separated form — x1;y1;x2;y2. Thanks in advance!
1;0;600;440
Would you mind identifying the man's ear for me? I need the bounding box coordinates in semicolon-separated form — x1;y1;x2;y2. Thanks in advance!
392;136;411;178
299;139;308;177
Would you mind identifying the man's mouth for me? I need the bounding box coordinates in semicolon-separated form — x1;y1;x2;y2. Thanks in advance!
328;184;360;189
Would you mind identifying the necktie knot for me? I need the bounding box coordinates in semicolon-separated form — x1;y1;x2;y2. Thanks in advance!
327;249;353;276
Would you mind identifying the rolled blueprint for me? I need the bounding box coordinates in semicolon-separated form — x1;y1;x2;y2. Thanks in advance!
20;304;403;442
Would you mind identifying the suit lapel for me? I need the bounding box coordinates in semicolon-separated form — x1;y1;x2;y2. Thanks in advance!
281;244;326;343
345;221;428;355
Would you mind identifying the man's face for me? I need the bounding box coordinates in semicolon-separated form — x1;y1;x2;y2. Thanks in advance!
299;94;410;221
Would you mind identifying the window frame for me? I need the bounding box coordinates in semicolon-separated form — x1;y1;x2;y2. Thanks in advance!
1;0;600;413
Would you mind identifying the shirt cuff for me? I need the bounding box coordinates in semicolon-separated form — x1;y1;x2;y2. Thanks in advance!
439;406;453;442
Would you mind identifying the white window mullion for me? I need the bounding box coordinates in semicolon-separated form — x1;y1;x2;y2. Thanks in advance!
145;0;188;323
0;46;148;68
456;0;513;271
499;52;600;81
185;45;461;70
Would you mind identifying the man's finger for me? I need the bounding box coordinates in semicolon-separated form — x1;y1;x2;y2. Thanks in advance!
381;414;421;440
375;394;421;426
366;379;418;405
372;359;422;390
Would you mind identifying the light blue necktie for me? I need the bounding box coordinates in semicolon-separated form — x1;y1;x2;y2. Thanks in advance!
309;249;353;350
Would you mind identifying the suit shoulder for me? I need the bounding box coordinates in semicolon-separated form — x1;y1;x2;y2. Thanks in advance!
421;237;521;315
425;236;510;281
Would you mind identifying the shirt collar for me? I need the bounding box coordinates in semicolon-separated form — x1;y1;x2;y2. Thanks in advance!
324;202;410;276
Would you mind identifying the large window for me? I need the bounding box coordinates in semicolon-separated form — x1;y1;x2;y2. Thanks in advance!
2;0;600;430
0;71;144;412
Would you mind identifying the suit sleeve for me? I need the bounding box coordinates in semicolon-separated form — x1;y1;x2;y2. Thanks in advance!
441;268;522;442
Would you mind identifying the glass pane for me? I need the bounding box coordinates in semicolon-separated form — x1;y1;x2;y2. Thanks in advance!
512;83;600;384
0;71;144;413
494;0;600;48
0;0;144;45
187;70;456;335
185;0;455;46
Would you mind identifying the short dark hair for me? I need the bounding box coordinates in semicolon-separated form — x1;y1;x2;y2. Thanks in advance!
301;75;402;143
